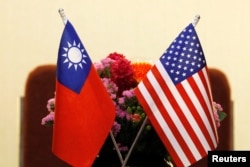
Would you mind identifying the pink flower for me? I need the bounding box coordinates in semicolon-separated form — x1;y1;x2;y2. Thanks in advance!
213;102;223;128
93;62;104;72
112;121;121;136
122;89;134;98
118;97;125;105
47;98;55;112
213;102;223;112
41;112;55;125
101;78;118;100
116;107;131;120
119;146;128;152
213;110;220;128
101;57;114;68
117;143;128;152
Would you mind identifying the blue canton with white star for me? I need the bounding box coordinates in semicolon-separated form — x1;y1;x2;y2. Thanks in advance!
160;23;206;85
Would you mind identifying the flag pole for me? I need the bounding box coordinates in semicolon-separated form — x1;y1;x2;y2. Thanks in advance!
192;14;200;27
121;116;149;167
58;8;68;25
109;131;125;164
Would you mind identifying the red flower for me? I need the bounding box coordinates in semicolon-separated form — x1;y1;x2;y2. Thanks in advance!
108;52;137;95
107;52;126;61
131;113;141;122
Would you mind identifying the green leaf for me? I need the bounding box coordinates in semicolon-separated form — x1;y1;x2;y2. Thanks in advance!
218;111;227;121
126;106;132;114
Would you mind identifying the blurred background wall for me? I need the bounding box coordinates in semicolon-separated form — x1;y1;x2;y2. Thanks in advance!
1;0;249;166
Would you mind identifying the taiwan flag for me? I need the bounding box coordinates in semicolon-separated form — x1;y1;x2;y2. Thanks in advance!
52;20;116;167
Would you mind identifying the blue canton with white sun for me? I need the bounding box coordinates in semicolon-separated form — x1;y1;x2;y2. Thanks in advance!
57;21;92;94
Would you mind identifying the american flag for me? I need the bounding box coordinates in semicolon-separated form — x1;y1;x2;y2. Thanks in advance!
134;23;218;167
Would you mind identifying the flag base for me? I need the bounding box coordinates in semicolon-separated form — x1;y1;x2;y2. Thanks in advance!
92;136;171;167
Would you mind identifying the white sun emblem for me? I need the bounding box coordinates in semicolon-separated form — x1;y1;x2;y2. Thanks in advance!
61;41;87;70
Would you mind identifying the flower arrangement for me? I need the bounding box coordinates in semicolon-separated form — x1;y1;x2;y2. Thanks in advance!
41;52;226;166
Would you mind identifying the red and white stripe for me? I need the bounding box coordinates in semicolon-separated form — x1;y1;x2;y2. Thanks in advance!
135;60;218;167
